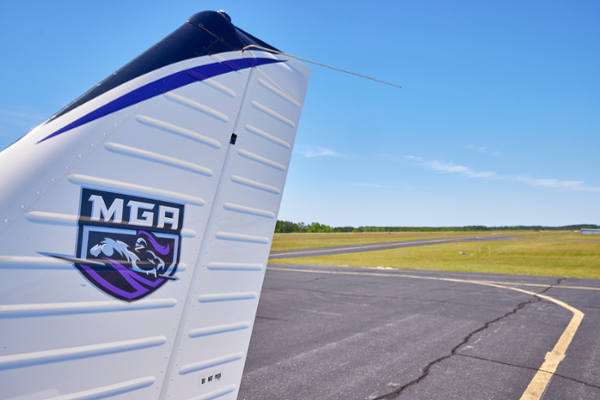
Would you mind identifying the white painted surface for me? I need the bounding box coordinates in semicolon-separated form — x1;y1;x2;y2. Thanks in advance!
0;46;309;400
230;175;281;194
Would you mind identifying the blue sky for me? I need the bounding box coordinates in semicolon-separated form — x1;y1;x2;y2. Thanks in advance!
1;1;598;227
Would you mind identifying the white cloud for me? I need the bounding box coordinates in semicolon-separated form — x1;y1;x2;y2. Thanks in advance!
405;155;600;192
0;108;46;127
465;144;500;156
405;156;495;179
424;160;496;178
297;145;346;158
513;177;600;191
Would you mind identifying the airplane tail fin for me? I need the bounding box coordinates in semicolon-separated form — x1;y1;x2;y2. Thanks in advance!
0;11;310;400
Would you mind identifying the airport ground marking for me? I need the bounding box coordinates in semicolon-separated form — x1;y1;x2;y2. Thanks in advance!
268;266;585;400
269;237;482;258
270;236;598;259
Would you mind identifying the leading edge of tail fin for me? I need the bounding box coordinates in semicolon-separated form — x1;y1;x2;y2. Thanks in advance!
0;11;310;400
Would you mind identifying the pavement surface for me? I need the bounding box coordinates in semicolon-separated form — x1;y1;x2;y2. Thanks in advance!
269;235;514;260
238;264;600;400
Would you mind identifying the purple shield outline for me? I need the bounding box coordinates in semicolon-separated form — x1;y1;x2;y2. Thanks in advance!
75;227;180;302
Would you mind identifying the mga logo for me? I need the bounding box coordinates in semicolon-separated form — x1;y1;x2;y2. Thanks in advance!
53;189;184;302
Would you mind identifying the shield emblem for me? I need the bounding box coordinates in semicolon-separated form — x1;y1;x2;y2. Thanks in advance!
71;188;184;302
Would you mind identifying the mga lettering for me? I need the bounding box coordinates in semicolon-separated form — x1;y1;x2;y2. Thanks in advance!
89;195;123;223
82;189;184;232
126;200;154;227
158;205;180;230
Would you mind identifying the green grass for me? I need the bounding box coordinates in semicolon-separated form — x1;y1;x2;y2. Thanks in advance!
271;231;524;252
522;232;600;240
270;239;600;279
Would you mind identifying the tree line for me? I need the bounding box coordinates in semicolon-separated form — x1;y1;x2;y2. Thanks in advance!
274;220;598;233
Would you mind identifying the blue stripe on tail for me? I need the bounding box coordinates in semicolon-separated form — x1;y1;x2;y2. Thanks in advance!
38;57;283;144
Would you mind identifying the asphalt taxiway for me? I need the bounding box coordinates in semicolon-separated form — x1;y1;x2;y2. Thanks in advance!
238;264;600;399
269;235;516;260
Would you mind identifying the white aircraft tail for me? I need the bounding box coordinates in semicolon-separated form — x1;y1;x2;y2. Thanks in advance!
0;11;310;400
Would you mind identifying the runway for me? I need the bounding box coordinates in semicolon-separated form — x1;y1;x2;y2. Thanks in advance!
238;264;600;399
269;235;515;259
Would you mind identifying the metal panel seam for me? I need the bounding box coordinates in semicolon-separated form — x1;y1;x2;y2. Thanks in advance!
156;62;255;400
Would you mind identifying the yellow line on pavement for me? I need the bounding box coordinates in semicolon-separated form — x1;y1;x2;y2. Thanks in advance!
269;266;600;291
268;267;585;400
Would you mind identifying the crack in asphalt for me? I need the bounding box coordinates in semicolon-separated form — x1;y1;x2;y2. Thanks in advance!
456;353;600;391
372;278;565;400
307;276;333;283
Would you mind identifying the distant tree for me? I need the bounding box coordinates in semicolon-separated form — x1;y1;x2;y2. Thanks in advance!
306;222;333;233
275;221;599;233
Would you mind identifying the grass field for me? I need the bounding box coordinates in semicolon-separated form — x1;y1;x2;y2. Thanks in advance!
270;232;600;279
271;231;522;252
527;233;600;240
271;230;598;252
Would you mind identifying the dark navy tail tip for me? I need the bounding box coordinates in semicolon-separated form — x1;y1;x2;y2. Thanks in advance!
218;10;232;22
40;10;281;142
187;10;233;27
